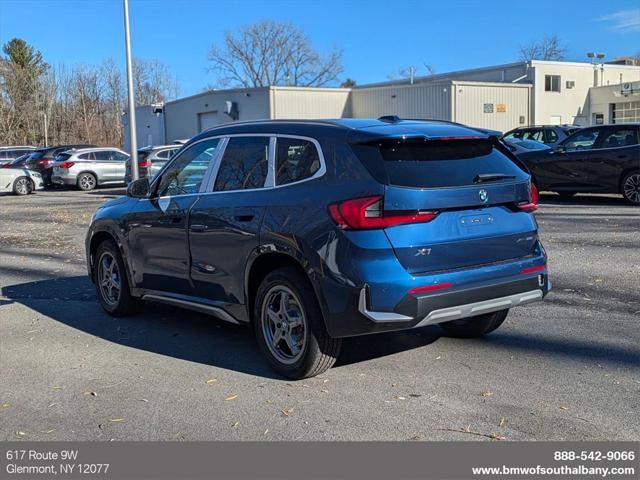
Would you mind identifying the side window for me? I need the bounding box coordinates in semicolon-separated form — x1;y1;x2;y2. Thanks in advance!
113;152;129;161
214;137;269;191
157;138;220;196
79;152;95;160
545;129;558;143
563;129;601;152
156;150;170;159
599;128;638;149
93;151;111;161
276;137;321;186
522;129;544;142
544;75;561;92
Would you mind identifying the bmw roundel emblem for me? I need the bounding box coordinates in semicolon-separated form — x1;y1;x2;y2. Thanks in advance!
479;189;489;203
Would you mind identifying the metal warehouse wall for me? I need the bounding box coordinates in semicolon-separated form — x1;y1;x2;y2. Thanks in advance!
163;88;271;141
270;87;351;119
349;82;452;120
452;82;531;132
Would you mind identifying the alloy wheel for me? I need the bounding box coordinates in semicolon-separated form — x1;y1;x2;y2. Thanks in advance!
261;286;307;365
97;252;121;306
80;174;96;190
15;178;30;195
623;174;640;204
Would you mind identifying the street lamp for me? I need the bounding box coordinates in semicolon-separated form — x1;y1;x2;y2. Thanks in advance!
123;0;138;181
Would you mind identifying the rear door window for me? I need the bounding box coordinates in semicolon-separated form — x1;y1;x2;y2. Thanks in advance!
79;152;96;160
214;137;269;191
275;137;321;186
351;138;527;188
598;127;638;148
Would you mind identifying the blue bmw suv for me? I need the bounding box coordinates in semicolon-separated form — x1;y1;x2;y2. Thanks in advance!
86;118;549;378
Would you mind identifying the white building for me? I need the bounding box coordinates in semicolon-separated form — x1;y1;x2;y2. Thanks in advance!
124;60;640;149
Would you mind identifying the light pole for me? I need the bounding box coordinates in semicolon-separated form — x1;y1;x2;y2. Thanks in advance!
123;0;138;181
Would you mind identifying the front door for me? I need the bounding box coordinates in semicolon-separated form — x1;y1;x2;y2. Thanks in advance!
189;136;271;312
126;137;222;294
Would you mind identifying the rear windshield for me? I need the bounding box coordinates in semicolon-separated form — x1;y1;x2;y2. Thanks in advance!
351;138;527;188
137;150;150;161
28;151;46;160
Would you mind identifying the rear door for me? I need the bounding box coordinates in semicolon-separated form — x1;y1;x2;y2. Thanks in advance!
351;137;536;274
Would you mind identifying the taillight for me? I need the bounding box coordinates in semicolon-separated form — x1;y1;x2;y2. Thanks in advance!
139;159;152;168
58;161;75;169
36;159;50;167
517;183;539;213
328;196;438;230
408;282;453;295
521;265;546;275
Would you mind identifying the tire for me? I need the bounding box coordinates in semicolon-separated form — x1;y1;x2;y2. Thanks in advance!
13;176;33;196
253;267;341;379
621;171;640;205
77;172;97;191
93;239;140;317
556;191;575;200
439;309;508;338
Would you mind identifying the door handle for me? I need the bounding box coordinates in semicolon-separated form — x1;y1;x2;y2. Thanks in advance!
190;224;208;232
234;214;255;222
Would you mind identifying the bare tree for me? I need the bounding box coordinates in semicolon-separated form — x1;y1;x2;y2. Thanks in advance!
387;63;436;82
207;20;343;88
132;58;180;106
518;35;567;62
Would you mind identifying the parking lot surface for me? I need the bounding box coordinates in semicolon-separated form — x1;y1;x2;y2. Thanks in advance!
1;189;638;441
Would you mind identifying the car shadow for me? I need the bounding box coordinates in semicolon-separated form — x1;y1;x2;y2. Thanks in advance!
538;192;630;207
4;276;638;379
0;275;441;379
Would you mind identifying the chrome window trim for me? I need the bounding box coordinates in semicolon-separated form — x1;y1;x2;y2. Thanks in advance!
272;134;327;189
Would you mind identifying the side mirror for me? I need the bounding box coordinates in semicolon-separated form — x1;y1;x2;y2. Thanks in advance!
127;177;150;198
553;146;565;154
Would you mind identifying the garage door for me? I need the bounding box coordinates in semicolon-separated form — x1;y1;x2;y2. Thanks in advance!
198;112;221;132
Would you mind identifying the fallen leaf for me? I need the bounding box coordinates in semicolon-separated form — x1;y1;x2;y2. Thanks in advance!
498;417;506;427
231;422;239;428
83;391;97;397
481;391;494;397
395;396;407;400
264;429;269;435
47;403;58;408
109;418;125;423
321;389;329;393
41;429;55;434
138;398;149;403
408;394;422;398
206;378;218;385
51;385;64;391
225;394;238;401
559;406;569;411
1;403;10;408
15;431;26;437
281;408;294;417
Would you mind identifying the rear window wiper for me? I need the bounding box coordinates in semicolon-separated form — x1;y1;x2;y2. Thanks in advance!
473;173;516;184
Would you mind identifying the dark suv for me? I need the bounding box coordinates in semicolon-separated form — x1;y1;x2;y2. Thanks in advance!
25;144;96;185
86;118;549;378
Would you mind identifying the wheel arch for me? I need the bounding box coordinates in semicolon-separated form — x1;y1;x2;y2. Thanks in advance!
87;227;136;292
619;167;639;193
245;250;330;329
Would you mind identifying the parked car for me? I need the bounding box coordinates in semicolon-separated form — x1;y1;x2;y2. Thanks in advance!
124;145;180;184
1;152;32;169
25;144;96;186
0;165;43;195
503;139;552;156
0;146;36;167
51;147;130;191
515;124;640;204
503;125;581;146
86;118;549;379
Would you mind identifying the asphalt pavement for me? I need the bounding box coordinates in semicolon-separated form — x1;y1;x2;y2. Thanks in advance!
1;188;638;441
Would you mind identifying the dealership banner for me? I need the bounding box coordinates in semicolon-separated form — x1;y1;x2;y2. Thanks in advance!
1;441;638;479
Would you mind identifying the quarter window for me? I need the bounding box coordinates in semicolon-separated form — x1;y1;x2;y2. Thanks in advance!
79;152;96;160
545;129;558;143
214;137;269;191
275;138;321;186
544;75;561;92
157;138;220;196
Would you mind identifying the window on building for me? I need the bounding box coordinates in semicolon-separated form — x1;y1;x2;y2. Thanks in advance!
276;138;321;186
612;101;640;124
544;75;561;92
214;136;269;191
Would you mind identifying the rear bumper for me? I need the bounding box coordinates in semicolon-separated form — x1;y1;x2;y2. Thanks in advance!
322;269;550;338
51;174;76;186
360;274;549;329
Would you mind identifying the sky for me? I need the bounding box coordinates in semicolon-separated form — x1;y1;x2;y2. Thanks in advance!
1;0;639;96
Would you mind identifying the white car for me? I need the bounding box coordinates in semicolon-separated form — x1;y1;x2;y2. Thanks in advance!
0;167;44;195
